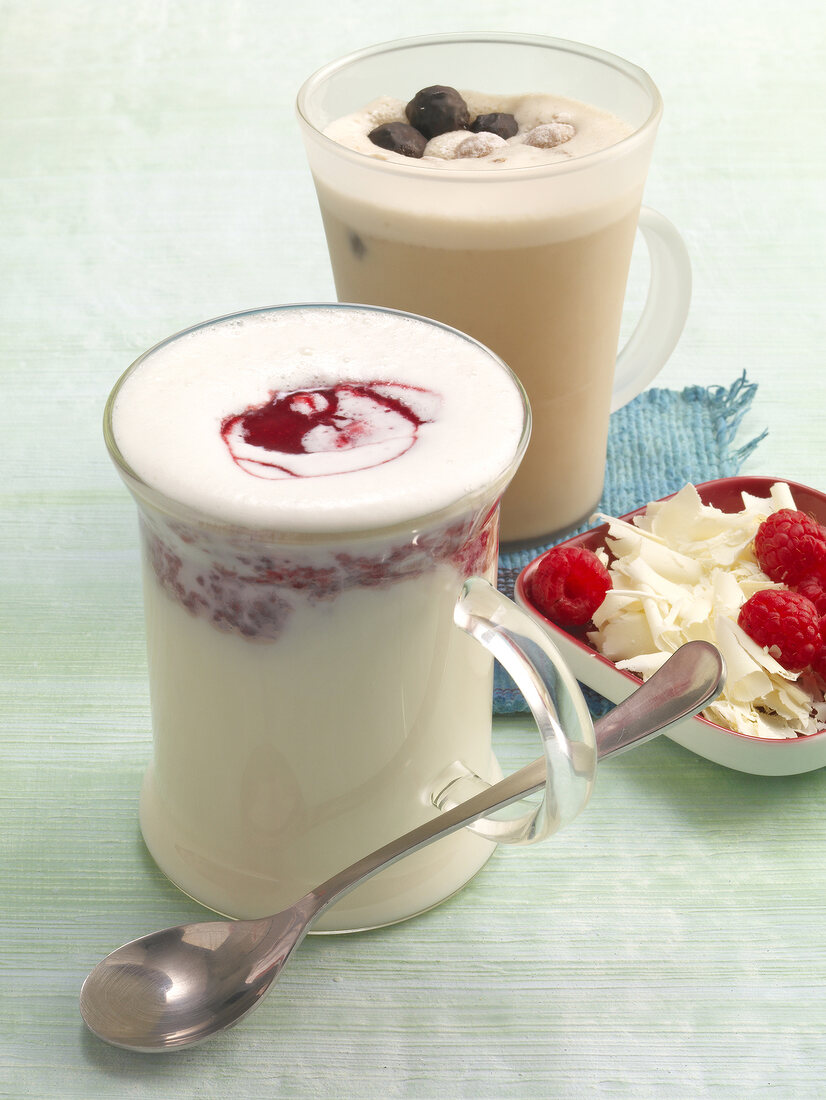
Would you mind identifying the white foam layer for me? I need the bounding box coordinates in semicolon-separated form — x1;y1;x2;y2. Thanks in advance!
313;89;642;250
324;91;633;171
111;306;527;533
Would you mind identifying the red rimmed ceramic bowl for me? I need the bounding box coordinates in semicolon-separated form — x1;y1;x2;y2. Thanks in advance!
515;476;826;775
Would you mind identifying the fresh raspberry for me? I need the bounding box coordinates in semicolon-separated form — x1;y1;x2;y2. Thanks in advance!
812;616;826;680
753;509;826;584
737;588;822;671
793;572;826;615
530;546;611;626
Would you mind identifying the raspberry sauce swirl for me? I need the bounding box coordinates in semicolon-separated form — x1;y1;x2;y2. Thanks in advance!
220;382;439;479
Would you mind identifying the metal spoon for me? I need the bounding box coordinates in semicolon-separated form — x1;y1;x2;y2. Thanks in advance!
80;640;724;1052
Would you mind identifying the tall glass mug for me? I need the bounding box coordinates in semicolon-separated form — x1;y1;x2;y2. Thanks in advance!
104;304;595;933
297;34;692;546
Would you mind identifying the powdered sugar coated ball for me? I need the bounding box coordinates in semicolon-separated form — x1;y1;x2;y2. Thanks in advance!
523;122;576;149
423;131;473;159
455;132;508;158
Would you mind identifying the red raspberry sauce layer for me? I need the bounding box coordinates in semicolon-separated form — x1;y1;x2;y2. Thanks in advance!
140;506;498;641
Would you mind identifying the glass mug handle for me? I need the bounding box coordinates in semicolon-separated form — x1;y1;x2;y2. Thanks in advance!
610;205;693;413
431;577;597;846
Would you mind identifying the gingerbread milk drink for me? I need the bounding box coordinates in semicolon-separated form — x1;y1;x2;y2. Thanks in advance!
297;34;692;546
104;304;596;932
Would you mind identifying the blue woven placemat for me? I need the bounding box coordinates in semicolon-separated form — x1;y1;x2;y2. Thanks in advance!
494;373;766;714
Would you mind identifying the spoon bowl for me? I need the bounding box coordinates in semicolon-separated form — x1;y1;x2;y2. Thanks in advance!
80;907;314;1052
80;640;724;1052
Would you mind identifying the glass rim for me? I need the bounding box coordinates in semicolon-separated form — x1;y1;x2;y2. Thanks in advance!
296;31;663;181
103;301;532;540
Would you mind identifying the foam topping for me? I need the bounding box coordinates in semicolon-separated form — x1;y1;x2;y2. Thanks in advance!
111;306;527;533
324;90;633;170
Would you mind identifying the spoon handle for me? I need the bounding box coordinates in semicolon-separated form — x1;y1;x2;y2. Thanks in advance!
594;640;725;759
308;640;723;916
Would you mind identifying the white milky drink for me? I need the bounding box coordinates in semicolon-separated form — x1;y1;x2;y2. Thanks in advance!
106;304;528;931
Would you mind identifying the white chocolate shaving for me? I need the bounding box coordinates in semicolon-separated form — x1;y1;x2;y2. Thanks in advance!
588;483;825;739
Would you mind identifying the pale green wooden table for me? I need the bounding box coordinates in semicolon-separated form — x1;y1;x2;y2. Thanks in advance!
3;2;825;1097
